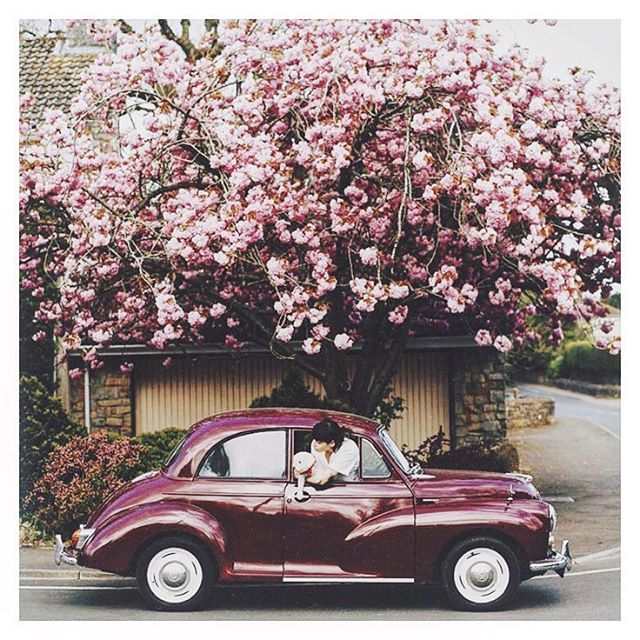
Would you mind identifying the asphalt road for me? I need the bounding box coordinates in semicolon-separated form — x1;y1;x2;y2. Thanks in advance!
517;384;620;439
19;555;620;621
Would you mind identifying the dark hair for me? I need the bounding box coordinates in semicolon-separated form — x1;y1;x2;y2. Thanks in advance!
312;419;348;449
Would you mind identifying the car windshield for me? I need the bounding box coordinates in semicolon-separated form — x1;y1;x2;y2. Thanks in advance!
379;427;411;474
163;434;187;469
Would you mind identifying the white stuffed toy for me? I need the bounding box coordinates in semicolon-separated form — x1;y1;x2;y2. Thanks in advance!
292;451;318;499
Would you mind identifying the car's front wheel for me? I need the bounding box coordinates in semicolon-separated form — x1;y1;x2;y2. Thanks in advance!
441;536;521;611
136;535;216;611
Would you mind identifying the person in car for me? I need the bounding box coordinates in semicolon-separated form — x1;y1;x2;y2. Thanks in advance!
299;418;359;485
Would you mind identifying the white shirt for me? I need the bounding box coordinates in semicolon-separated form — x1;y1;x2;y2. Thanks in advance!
311;437;359;481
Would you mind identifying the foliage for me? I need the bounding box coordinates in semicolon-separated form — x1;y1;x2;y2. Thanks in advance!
251;368;404;428
251;369;331;409
607;293;620;309
402;427;519;473
133;427;188;471
371;387;405;429
19;375;84;512
19;518;48;547
24;432;145;538
547;340;620;383
19;20;620;418
19;282;54;385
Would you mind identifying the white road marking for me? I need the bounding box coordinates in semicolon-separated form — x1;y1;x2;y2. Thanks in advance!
532;567;620;580
575;546;621;563
20;585;137;591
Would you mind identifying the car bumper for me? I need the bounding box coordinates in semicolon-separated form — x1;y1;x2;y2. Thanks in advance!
529;539;572;577
54;534;78;566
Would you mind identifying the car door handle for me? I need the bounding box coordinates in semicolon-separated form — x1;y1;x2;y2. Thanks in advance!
293;490;311;503
418;498;438;504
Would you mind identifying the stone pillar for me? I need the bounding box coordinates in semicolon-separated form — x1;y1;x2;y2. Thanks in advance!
451;348;507;447
69;360;134;436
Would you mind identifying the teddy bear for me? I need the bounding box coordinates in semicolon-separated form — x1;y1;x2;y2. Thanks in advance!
292;451;319;499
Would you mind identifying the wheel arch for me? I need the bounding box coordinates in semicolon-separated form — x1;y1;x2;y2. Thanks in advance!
432;527;530;583
128;529;221;579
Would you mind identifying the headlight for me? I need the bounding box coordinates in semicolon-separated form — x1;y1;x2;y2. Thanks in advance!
548;503;557;532
71;525;96;550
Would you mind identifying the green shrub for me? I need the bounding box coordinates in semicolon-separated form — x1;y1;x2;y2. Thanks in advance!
134;428;187;471
251;369;330;409
19;375;84;513
402;428;519;473
24;432;146;538
250;369;405;428
547;340;620;383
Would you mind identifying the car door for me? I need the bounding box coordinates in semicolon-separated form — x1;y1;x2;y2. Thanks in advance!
187;428;288;581
283;429;415;581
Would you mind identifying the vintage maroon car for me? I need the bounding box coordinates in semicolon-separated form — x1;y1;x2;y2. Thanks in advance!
54;408;571;611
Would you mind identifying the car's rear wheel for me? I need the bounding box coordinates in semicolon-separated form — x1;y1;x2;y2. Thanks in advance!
136;535;215;611
441;536;521;611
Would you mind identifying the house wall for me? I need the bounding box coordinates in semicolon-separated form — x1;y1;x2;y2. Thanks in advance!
68;361;133;436
65;347;507;450
132;351;451;449
451;348;507;447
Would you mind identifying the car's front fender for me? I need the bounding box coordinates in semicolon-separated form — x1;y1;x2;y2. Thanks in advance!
414;498;550;583
79;500;230;577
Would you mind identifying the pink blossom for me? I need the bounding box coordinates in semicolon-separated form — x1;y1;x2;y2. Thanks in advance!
475;329;493;346
493;335;513;353
334;333;354;350
388;305;408;324
359;247;378;266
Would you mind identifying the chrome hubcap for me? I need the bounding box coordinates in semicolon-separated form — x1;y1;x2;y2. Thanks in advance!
468;561;496;588
160;561;188;588
146;547;203;604
453;547;510;604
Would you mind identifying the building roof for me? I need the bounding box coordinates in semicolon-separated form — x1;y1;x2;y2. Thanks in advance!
19;34;96;123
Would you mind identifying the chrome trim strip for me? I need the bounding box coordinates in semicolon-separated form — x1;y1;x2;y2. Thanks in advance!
283;577;414;583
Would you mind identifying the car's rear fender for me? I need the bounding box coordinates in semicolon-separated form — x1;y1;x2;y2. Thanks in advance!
79;500;230;578
414;498;549;583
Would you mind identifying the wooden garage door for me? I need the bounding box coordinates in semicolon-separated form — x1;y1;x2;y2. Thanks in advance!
134;352;450;449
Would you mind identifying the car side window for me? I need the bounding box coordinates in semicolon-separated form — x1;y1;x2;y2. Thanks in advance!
361;438;391;479
199;430;287;479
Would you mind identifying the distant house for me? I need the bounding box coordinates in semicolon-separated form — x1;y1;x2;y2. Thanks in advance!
20;31;508;450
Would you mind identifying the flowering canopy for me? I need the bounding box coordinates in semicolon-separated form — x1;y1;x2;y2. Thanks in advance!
20;19;620;413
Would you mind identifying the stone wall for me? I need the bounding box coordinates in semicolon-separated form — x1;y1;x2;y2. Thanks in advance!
451;348;507;447
506;393;555;429
69;360;134;436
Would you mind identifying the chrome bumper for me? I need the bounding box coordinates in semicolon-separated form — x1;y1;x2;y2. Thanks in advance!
54;534;78;566
529;539;572;577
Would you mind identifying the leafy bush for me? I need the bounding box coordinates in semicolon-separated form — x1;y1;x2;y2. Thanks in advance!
402;427;519;473
134;428;187;472
547;340;620;383
250;369;404;428
251;369;330;409
20;375;84;512
607;293;620;309
24;432;146;538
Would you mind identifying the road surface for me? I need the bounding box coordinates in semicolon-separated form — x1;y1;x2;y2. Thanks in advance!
19;553;620;621
517;384;620;439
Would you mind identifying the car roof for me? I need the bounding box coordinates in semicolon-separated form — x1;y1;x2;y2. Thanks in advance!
165;408;381;478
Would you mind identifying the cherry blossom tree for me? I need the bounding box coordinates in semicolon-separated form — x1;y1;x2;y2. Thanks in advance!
19;19;620;416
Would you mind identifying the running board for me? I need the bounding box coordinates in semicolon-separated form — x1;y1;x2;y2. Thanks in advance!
283;576;414;583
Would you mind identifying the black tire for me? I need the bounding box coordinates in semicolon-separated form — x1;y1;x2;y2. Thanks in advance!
441;536;521;612
135;535;216;611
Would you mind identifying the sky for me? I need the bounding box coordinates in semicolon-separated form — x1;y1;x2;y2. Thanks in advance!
25;19;620;88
